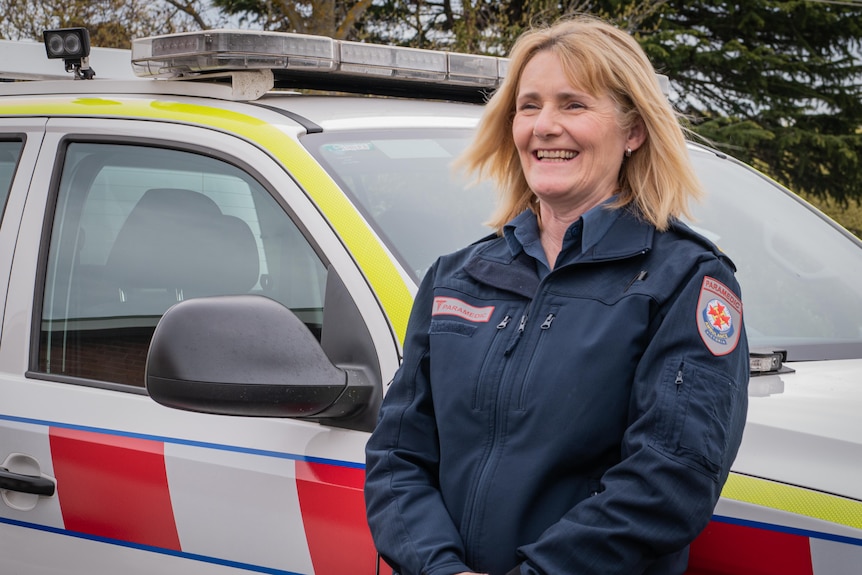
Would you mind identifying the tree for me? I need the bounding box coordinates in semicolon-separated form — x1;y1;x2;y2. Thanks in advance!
211;0;374;38
0;0;219;48
634;0;862;204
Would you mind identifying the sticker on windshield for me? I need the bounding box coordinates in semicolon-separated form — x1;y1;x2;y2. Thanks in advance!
697;276;742;356
322;143;375;153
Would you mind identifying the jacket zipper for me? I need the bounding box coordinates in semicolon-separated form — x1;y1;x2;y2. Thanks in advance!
504;313;528;355
517;312;556;409
461;306;526;559
471;313;513;410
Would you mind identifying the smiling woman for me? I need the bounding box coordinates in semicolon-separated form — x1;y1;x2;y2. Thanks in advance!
365;14;749;575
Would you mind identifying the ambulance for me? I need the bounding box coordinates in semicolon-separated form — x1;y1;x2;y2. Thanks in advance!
0;27;860;575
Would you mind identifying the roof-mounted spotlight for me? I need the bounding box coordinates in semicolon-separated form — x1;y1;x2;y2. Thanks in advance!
43;27;95;80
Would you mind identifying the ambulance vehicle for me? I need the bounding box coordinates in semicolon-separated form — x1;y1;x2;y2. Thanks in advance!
0;27;861;575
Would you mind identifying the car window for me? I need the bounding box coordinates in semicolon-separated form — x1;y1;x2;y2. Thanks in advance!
38;142;327;387
687;148;862;361
307;129;497;279
0;140;22;224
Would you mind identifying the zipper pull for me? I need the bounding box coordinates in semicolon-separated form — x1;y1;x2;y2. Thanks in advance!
675;368;684;387
540;313;555;329
624;270;649;292
497;315;512;329
504;314;528;355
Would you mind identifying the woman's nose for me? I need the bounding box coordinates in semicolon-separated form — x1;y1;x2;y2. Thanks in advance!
532;107;562;138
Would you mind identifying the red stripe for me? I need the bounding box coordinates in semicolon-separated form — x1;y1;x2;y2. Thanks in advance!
49;427;181;550
687;520;813;575
296;461;391;575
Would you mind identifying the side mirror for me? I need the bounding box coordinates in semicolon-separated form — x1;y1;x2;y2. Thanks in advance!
146;295;374;420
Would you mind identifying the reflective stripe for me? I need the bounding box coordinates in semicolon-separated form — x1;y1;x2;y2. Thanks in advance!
0;97;413;343
0;415;375;573
49;427;181;550
295;462;378;575
688;520;814;575
723;473;862;530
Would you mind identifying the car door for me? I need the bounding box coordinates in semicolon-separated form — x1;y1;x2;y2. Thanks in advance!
0;115;397;575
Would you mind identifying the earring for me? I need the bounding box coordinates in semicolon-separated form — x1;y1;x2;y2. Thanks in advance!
625;147;632;158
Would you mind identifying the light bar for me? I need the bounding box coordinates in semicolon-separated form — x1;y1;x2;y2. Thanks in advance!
339;42;447;79
132;30;337;77
130;29;669;103
131;29;505;99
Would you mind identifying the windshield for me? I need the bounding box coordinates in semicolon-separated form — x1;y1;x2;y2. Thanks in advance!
687;146;862;361
308;129;496;279
307;130;862;362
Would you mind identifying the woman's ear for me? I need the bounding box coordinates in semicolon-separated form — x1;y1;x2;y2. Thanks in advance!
627;118;647;152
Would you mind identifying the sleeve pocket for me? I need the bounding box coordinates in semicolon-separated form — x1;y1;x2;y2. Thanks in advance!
651;359;739;480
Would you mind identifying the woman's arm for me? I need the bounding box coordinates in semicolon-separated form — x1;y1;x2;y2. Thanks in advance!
510;256;750;574
365;263;474;575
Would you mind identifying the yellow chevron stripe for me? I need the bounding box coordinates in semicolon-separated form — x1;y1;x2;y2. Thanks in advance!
723;472;862;530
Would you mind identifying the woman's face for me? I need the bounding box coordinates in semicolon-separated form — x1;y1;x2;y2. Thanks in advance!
512;50;643;215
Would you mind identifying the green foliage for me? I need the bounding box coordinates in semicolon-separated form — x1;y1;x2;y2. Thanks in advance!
211;0;373;38
633;1;862;204
0;0;215;47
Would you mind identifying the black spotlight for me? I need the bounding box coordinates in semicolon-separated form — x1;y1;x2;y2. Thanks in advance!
42;28;95;80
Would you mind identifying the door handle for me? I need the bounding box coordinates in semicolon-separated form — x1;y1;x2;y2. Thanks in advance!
0;467;55;496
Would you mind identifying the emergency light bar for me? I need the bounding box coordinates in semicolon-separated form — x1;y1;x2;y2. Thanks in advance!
131;30;505;103
131;29;668;103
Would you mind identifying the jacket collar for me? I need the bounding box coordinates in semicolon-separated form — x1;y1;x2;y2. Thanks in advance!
464;207;654;298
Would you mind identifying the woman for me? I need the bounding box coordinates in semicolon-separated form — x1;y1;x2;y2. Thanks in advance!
365;16;749;575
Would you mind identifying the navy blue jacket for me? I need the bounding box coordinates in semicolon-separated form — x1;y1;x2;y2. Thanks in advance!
365;206;749;575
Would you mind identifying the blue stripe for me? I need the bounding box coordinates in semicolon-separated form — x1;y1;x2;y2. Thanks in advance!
0;516;303;574
712;514;862;546
0;413;365;469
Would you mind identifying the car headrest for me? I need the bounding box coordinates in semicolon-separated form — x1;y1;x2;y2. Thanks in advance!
105;188;260;298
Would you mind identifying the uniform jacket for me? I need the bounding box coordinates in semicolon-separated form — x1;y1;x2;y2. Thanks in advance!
365;205;749;575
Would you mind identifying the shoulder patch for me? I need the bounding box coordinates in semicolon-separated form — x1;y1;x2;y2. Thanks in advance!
432;296;494;323
696;276;743;356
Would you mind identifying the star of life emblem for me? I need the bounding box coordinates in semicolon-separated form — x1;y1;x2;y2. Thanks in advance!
697;276;743;356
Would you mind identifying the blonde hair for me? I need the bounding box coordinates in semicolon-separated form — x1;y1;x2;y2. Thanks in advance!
457;16;702;233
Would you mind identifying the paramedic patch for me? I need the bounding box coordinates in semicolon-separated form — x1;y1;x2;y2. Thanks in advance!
432;296;494;323
697;276;743;356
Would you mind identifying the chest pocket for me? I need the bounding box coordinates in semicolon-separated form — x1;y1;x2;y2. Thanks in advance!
429;318;477;337
428;304;521;412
